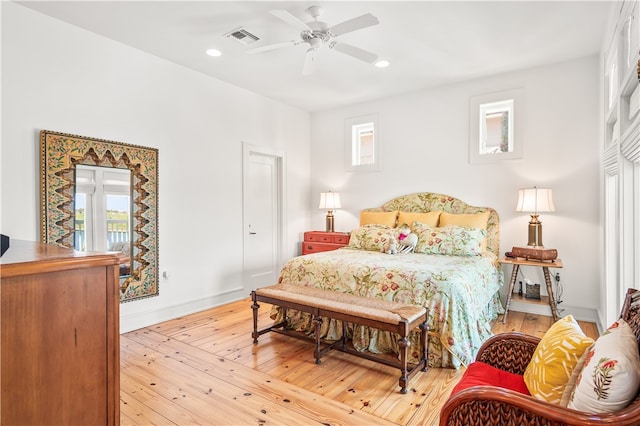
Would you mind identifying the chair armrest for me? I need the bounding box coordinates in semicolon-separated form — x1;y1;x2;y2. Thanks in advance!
475;332;540;375
440;386;640;426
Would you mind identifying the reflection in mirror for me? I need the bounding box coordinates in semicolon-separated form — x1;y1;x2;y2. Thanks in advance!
479;99;514;155
75;165;132;277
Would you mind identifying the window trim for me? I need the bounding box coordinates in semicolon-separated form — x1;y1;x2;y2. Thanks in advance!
469;88;524;164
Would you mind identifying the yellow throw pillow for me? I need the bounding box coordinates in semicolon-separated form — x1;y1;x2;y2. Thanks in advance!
439;211;490;251
398;211;441;228
524;315;595;405
439;211;490;229
359;211;398;227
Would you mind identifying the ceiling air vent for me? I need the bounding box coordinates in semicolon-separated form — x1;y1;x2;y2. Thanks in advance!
225;27;260;45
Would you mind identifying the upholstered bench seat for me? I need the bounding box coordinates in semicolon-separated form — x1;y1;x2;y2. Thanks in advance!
251;283;429;393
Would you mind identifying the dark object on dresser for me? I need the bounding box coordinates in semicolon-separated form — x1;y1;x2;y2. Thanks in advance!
0;234;8;256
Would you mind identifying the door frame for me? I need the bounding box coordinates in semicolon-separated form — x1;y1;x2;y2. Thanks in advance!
241;142;287;289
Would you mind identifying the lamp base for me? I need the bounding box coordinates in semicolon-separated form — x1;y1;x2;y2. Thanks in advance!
325;211;335;233
527;214;544;247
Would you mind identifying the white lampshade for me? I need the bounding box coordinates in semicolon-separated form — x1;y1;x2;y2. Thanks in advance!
318;192;341;210
515;187;555;214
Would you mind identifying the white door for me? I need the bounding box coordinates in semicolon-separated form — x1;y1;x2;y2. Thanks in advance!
243;145;283;293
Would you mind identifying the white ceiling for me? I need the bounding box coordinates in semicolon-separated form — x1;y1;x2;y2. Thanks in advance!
17;1;615;112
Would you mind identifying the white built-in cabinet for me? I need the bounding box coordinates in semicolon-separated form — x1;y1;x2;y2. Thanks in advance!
602;0;640;326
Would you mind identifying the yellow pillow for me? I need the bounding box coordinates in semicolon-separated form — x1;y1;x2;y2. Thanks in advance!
523;315;595;405
359;211;398;227
439;211;490;229
398;211;441;228
439;211;491;251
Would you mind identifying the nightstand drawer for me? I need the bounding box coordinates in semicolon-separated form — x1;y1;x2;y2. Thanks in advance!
302;242;344;255
303;231;350;244
333;234;349;244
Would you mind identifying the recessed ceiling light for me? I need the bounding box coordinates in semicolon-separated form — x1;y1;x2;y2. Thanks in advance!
206;48;222;57
375;59;390;68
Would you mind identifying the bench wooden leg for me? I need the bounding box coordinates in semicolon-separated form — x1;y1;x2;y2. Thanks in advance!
251;291;259;344
341;320;348;351
313;315;323;364
420;320;429;372
397;336;410;394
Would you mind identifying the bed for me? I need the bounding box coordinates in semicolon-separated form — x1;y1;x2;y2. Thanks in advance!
275;192;504;369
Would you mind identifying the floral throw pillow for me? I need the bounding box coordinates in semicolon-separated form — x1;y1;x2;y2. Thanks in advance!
348;224;395;252
566;319;640;413
413;223;486;256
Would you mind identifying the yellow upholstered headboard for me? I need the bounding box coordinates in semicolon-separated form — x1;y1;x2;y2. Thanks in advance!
364;192;500;257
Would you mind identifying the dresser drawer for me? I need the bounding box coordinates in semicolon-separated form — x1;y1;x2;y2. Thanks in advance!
302;231;350;255
333;234;349;244
304;231;350;244
302;242;344;255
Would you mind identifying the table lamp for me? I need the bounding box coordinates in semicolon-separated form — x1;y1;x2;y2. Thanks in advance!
515;186;555;247
318;192;341;232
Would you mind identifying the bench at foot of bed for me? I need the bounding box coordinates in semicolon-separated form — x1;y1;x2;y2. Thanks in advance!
250;283;429;394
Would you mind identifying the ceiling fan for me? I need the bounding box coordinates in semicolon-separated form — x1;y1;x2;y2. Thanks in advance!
247;6;380;75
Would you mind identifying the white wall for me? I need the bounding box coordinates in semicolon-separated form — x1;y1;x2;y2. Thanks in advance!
1;3;311;331
311;56;601;323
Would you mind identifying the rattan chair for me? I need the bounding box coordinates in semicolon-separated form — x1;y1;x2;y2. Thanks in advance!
439;288;640;426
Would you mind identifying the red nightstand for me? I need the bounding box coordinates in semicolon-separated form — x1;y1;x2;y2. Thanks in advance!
301;231;350;255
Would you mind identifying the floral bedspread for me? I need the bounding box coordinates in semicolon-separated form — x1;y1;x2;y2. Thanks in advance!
275;247;504;368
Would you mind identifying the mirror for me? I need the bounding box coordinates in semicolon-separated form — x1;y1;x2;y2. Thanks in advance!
469;88;524;163
40;130;159;302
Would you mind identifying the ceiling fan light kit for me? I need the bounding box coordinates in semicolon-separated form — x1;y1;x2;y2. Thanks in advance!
247;6;382;75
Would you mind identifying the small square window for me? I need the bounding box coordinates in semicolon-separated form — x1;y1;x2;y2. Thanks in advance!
345;114;380;172
469;88;524;163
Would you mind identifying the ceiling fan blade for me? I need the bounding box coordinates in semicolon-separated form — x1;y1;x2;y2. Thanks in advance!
246;40;298;54
331;42;378;64
302;48;317;76
328;13;379;36
270;9;311;32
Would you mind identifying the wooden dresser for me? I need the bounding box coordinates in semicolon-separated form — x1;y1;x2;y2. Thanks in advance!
0;240;125;426
302;231;350;255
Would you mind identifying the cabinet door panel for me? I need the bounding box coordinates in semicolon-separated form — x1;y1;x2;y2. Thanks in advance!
1;267;108;425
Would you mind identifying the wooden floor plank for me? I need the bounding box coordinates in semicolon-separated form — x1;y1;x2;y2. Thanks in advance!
124;327;397;425
121;298;599;425
120;389;177;426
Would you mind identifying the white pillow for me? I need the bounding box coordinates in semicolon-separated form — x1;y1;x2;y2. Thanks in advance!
567;319;640;413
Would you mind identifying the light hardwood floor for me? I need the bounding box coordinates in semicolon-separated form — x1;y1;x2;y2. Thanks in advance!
121;299;599;426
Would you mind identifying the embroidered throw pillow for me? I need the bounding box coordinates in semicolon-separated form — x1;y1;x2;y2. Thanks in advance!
348;224;395;252
566;319;640;413
523;315;594;404
413;224;486;256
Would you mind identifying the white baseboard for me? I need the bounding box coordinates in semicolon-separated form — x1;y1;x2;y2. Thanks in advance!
509;300;601;330
120;286;247;333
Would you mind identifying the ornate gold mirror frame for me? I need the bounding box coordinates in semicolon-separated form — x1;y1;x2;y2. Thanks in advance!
40;130;159;302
